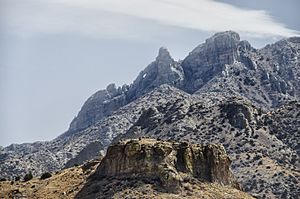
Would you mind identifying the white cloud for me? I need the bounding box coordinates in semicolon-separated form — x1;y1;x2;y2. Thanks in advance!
1;0;299;39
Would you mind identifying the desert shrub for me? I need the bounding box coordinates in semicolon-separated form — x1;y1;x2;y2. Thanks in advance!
0;178;6;181
253;155;262;161
40;172;52;180
23;172;33;182
15;176;20;181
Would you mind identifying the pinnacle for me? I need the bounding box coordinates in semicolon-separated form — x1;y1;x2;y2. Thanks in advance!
156;46;172;62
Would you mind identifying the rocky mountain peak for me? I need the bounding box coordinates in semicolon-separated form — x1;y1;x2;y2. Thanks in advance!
125;47;184;101
155;46;174;70
182;31;243;93
156;46;172;62
158;46;170;56
207;31;240;43
105;83;118;96
204;30;240;56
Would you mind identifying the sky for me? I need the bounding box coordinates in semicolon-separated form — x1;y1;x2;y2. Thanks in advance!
0;0;299;146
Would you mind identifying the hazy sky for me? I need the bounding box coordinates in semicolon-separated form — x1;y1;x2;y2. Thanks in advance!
0;0;299;146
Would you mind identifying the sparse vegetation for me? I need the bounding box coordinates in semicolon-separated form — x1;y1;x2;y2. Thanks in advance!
40;172;52;180
23;172;33;182
0;32;299;199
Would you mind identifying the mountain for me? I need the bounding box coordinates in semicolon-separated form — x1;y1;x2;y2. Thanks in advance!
0;85;190;179
66;31;300;136
183;31;300;109
0;31;299;198
66;47;183;135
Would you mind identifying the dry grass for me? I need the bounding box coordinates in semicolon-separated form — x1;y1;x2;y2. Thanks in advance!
0;161;254;199
0;161;99;199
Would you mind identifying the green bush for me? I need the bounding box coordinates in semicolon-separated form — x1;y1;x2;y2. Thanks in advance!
40;172;52;180
23;172;33;182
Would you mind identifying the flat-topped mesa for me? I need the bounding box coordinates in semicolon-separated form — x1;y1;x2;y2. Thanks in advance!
95;139;239;192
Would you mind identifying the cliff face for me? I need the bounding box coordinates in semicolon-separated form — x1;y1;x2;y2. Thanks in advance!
73;139;253;199
182;31;243;92
0;141;253;199
95;139;238;191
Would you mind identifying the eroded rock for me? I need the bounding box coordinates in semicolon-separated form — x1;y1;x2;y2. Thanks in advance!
95;139;239;192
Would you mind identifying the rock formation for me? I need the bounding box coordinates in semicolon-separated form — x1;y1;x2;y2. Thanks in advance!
66;83;128;134
126;47;184;101
95;139;238;191
66;31;300;138
64;141;103;168
73;139;254;199
0;143;254;199
182;31;242;92
1;31;300;198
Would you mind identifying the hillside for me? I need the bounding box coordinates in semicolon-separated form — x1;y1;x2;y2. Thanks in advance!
0;139;253;199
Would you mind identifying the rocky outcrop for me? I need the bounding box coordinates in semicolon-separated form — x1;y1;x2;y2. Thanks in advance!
221;102;253;129
0;157;254;199
67;83;128;134
73;139;253;198
95;139;239;191
182;31;243;92
126;47;184;101
64;141;103;168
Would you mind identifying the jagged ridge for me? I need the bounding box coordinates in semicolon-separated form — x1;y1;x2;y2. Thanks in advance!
1;31;300;199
